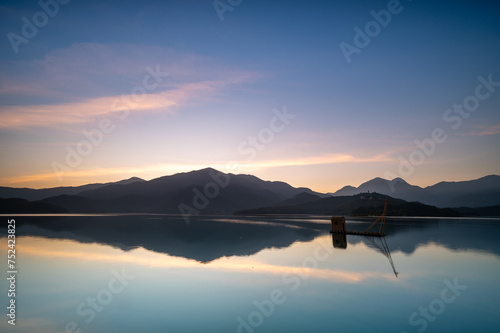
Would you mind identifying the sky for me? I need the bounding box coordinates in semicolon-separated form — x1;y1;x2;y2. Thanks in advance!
0;0;499;193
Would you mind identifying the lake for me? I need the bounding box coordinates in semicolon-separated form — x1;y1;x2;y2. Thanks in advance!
1;215;499;333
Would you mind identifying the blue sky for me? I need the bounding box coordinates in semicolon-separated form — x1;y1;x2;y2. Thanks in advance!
0;0;499;192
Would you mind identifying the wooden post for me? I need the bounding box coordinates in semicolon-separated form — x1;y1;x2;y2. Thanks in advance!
331;216;346;233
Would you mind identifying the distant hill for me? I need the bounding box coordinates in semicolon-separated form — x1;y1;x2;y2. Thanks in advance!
330;175;500;208
275;192;323;206
235;192;463;217
330;177;430;201
454;205;500;217
0;177;145;201
0;198;67;214
0;168;326;214
426;176;500;207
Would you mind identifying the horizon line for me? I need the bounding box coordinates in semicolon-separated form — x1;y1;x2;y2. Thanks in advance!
1;167;498;192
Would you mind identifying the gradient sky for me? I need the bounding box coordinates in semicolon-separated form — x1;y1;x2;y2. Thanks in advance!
0;0;499;193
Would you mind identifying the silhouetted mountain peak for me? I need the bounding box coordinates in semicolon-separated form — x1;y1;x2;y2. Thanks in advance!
363;177;386;184
7;168;325;214
390;177;409;185
332;175;500;208
428;175;500;191
191;167;219;174
115;177;145;185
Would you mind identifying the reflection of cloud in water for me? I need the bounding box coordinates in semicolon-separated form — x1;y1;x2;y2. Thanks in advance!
3;215;500;265
14;236;393;284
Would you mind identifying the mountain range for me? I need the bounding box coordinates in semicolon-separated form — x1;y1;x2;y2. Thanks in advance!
0;177;145;201
329;175;500;208
0;168;499;215
0;168;326;214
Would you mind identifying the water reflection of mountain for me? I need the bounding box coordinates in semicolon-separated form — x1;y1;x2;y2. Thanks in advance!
8;215;328;262
3;216;500;261
348;217;500;256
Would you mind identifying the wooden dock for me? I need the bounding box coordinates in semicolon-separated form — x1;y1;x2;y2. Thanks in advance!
330;198;389;238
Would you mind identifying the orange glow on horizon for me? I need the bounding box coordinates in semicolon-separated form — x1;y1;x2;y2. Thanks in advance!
0;152;393;192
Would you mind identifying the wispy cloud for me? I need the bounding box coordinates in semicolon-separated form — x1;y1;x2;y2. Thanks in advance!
0;43;260;130
1;43;258;99
0;80;232;130
20;236;392;284
467;125;500;136
243;153;392;169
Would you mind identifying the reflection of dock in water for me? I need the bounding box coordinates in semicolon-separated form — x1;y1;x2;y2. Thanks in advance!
331;231;399;278
329;198;399;277
332;233;347;249
363;234;399;277
330;198;389;237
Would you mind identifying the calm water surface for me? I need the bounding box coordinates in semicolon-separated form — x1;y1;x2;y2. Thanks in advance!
1;215;499;333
